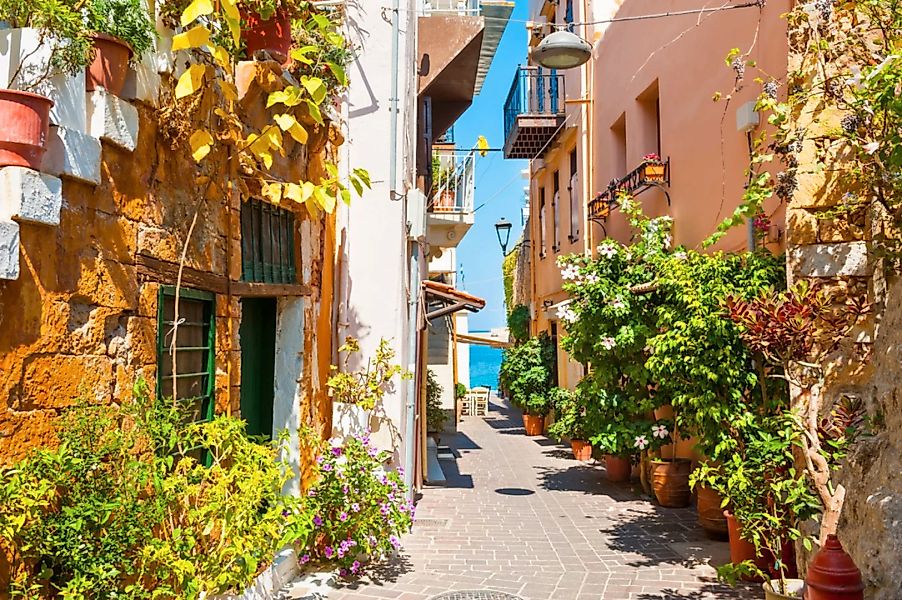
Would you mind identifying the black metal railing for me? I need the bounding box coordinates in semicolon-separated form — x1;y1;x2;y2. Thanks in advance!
503;66;565;142
588;157;671;221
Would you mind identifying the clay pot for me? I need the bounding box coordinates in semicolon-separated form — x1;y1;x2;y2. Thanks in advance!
604;454;632;482
724;510;768;582
650;458;692;507
241;8;292;63
764;578;804;600
696;486;729;539
0;89;53;168
86;33;133;95
522;413;545;436
570;439;592;461
805;535;864;600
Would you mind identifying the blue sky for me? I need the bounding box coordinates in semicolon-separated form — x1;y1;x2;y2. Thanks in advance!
455;0;529;332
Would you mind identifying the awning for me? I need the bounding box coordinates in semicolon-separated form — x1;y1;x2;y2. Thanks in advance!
423;280;486;321
456;331;511;349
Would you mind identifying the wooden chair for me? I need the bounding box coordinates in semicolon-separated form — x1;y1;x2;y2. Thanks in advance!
460;393;474;417
471;386;490;416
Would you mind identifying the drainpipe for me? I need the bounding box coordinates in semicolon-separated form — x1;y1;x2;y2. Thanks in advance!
388;0;400;201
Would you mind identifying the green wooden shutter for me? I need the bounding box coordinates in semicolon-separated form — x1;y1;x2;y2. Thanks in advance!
240;199;296;284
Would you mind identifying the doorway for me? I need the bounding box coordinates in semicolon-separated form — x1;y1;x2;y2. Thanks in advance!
239;297;277;439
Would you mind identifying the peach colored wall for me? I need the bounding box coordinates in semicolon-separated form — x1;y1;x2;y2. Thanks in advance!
587;0;790;252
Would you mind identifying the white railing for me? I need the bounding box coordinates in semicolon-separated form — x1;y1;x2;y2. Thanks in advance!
429;150;475;214
423;0;481;16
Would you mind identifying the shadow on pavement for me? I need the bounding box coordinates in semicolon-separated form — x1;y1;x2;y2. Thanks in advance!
334;553;415;590
438;455;475;489
633;582;758;600
534;463;636;501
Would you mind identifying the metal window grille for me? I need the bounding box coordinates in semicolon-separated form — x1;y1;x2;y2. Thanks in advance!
240;199;297;284
156;286;216;426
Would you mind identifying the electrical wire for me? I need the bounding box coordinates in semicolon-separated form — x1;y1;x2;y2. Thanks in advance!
387;1;764;29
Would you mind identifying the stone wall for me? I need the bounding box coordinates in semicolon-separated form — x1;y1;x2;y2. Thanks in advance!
783;7;901;598
0;56;337;467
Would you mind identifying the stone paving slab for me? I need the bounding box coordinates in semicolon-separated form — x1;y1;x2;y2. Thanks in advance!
282;398;757;600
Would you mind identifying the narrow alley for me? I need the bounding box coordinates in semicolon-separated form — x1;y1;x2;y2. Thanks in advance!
284;397;754;600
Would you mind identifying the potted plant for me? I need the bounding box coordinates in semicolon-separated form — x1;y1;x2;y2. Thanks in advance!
499;334;556;437
238;0;301;62
548;387;595;460
589;418;637;482
642;152;665;181
0;2;92;167
85;0;156;95
425;369;446;442
637;419;693;508
430;156;458;209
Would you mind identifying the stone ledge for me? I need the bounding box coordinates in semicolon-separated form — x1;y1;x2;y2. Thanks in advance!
0;166;63;226
42;126;102;185
789;241;870;278
87;88;140;151
0;220;20;280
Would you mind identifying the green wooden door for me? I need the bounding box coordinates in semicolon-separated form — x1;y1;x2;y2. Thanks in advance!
239;298;277;439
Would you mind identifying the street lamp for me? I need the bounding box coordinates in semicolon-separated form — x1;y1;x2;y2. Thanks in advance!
495;218;513;254
533;30;592;70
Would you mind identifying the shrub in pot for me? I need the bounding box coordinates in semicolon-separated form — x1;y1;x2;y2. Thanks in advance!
589;416;640;482
634;419;693;508
239;0;309;62
548;387;598;460
0;0;93;167
425;368;446;440
499;333;555;436
85;0;156;94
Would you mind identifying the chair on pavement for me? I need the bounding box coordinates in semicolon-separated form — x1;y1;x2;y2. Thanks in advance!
460;392;474;418
471;386;490;416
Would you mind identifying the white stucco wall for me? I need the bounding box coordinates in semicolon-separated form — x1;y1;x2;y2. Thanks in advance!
273;297;305;496
337;0;420;468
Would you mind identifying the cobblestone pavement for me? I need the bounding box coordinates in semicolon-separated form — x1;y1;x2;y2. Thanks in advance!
283;397;755;600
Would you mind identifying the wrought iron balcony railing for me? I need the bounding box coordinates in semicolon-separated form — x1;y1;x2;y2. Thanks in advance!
588;156;671;222
502;66;566;159
428;149;475;214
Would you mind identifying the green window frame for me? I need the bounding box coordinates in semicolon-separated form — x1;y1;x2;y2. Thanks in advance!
156;286;216;425
240;198;297;284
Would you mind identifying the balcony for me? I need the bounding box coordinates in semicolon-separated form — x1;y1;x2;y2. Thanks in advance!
502;66;566;159
419;1;514;139
427;149;476;250
588;156;671;221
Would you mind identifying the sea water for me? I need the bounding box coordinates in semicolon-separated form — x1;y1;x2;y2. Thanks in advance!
468;340;503;391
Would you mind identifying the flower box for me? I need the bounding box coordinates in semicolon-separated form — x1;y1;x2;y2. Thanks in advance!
642;162;666;182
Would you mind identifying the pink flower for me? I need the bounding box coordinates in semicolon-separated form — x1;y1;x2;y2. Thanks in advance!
634;435;649;450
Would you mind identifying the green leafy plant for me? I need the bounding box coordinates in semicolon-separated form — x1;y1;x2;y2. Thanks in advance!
328;337;409;411
454;382;467;400
506;304;530;344
499;333;556;417
87;0;155;59
548;387;598;442
425;369;446;434
0;380;312;599
301;431;413;577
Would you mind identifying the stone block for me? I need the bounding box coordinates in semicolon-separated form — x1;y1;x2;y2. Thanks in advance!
0;28;87;132
42;126;102;185
789;241;870;278
0;166;62;225
0;220;19;280
122;51;161;106
21;354;114;409
87;88;140;151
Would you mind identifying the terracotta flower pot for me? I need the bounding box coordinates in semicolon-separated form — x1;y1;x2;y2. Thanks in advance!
86;33;133;95
522;413;544;436
643;163;666;181
764;578;804;600
696;486;729;539
805;535;864;600
241;8;292;63
0;89;53;168
570;439;592;461
650;458;692;507
724;510;768;582
604;454;631;482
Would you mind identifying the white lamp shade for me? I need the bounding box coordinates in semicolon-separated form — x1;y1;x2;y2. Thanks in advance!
533;30;592;70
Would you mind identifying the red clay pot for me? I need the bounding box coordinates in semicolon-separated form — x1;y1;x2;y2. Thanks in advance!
86;33;133;95
805;535;864;600
241;8;292;63
696;486;729;540
522;413;544;436
570;439;592;461
604;454;631;482
650;458;692;508
0;89;53;168
724;510;768;582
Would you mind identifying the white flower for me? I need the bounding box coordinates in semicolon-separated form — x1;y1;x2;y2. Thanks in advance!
863;141;880;155
619;197;635;212
662;235;672;249
652;424;669;439
584;273;600;284
600;337;616;350
559;306;578;324
598;243;618;259
672;250;688;260
610;298;626;310
560;264;581;281
634;435;649;450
